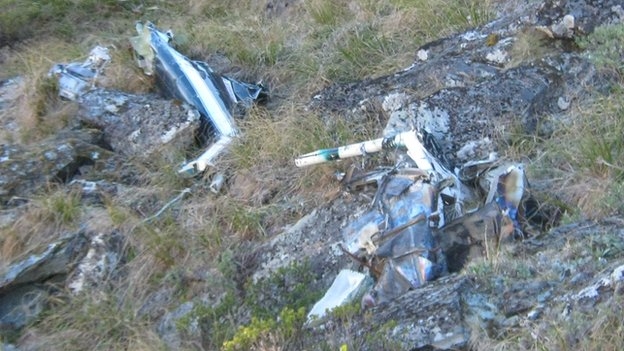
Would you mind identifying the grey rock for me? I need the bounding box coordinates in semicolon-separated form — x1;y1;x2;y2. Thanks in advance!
0;129;113;205
0;285;47;333
0;234;88;292
68;179;118;205
535;0;624;35
309;1;619;171
0;234;88;337
0;229;125;336
76;89;201;159
157;301;199;350
325;275;473;351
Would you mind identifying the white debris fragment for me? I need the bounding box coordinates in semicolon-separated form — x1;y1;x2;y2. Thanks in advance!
552;14;575;38
49;46;111;101
209;172;226;194
86;46;111;66
307;269;367;323
417;49;429;61
346;221;379;255
486;49;508;65
558;96;571;110
70;179;98;193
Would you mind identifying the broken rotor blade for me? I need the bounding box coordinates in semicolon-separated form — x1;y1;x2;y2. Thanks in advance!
142;23;238;138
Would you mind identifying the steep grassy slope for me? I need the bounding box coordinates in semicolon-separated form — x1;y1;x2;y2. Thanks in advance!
0;0;622;350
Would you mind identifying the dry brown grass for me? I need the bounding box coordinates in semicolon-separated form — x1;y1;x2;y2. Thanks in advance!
0;188;82;264
2;40;83;142
2;1;622;350
506;28;556;68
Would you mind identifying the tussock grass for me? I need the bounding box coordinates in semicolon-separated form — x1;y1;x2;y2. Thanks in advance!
507;28;556;68
498;24;624;219
0;188;83;265
24;252;169;350
4;1;622;351
530;78;624;218
1;40;82;142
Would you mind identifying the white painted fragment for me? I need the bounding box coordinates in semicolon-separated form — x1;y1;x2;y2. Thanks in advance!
486;49;508;64
70;179;97;193
346;222;379;255
307;269;366;322
558;96;571;110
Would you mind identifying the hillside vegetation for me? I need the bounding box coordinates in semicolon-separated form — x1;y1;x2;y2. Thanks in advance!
0;0;623;350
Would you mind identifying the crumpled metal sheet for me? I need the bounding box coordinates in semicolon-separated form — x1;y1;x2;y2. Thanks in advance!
130;22;266;176
343;175;445;304
306;269;369;323
48;46;111;101
299;131;528;314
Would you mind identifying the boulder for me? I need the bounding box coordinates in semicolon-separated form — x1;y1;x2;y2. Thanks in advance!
76;89;201;159
0;129;112;205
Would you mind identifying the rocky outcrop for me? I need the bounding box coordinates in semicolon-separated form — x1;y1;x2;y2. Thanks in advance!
293;217;624;350
0;85;203;206
252;0;624;349
0;0;622;350
76;89;201;159
0;234;88;337
311;0;623;169
0;230;125;338
0;129;113;205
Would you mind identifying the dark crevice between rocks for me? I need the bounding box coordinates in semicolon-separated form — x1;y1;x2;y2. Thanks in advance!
53;156;95;184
